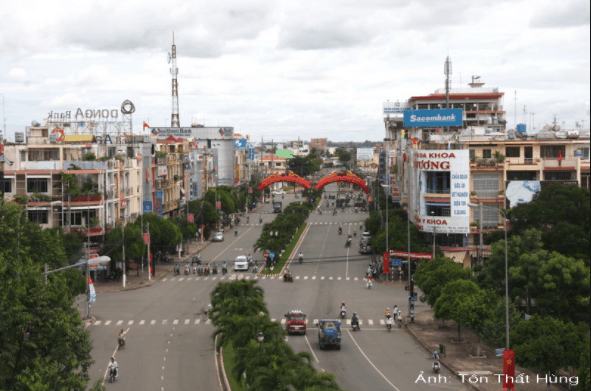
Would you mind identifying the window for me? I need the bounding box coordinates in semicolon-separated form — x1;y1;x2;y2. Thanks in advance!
481;205;500;229
1;178;11;193
27;178;48;193
469;149;476;159
482;149;492;159
507;171;537;181
544;171;572;181
540;145;566;159
426;205;451;217
66;211;83;226
425;172;450;194
276;163;281;167
28;210;48;224
579;147;589;159
473;174;499;198
505;147;520;158
20;151;26;162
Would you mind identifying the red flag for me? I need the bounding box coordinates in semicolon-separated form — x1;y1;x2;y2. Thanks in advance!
383;252;390;274
434;128;441;133
503;350;515;390
558;150;562;161
143;122;150;129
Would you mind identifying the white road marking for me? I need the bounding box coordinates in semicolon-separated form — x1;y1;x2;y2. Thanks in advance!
313;319;318;325
173;319;179;325
304;276;309;280
151;320;156;325
205;319;211;324
281;319;286;324
304;335;320;363
347;277;350;281
295;276;300;279
116;320;123;325
185;319;190;325
179;278;184;281
105;320;111;325
94;320;102;325
204;277;209;281
347;330;402;390
368;319;374;325
245;276;250;280
162;320;167;324
354;277;359;281
271;318;276;322
346;320;351;325
128;320;134;325
195;319;200;325
212;277;217;280
329;277;333;280
380;319;385;325
321;276;325;280
187;277;192;281
140;320;145;325
338;277;341;280
162;278;167;281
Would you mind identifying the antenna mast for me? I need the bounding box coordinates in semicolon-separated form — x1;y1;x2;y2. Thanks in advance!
169;33;180;127
444;56;452;132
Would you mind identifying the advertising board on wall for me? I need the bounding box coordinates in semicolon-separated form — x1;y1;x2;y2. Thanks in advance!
151;127;234;139
157;166;167;177
155;189;163;217
233;139;248;151
413;150;470;234
505;180;578;209
357;147;374;161
403;109;463;128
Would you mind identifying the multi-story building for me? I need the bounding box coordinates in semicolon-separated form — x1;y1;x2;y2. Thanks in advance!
385;78;590;266
234;134;249;186
310;138;328;151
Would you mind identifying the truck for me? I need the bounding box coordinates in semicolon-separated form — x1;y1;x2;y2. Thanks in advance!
273;200;283;213
316;319;342;350
284;310;307;335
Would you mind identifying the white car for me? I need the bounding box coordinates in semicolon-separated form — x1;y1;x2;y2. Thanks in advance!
272;190;286;195
234;256;249;271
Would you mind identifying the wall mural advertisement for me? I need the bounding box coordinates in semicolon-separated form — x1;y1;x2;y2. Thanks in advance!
155;189;163;217
505;180;578;208
412;150;470;234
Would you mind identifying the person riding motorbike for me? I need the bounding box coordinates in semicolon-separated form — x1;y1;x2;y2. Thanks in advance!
252;260;258;273
385;308;392;319
351;312;360;330
366;265;372;277
283;268;292;281
247;216;249;223
222;262;228;274
118;329;126;349
174;263;180;276
338;226;342;235
108;357;118;379
247;254;253;266
340;302;347;314
432;360;441;374
184;263;190;275
355;207;358;213
235;228;238;236
353;228;357;236
212;263;218;274
392;305;399;318
397;312;403;327
298;252;303;263
259;215;262;224
366;275;372;288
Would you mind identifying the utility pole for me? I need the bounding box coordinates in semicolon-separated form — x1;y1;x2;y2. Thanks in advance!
147;223;151;281
122;221;126;288
479;202;484;265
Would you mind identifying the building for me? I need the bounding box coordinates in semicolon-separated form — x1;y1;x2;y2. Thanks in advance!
385;78;590;265
233;133;249;186
310;138;328;151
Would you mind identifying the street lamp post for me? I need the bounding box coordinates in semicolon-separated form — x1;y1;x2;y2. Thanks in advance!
430;211;437;258
257;331;264;348
468;203;509;349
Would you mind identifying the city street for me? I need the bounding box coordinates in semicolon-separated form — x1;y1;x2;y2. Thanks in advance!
87;184;468;390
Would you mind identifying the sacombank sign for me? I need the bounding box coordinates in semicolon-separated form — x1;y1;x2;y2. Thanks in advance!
403;109;463;128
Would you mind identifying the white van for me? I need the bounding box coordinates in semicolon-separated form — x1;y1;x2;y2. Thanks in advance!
234;256;249;271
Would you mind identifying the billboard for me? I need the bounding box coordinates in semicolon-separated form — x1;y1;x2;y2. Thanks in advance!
143;201;153;214
412;150;470;234
403;109;463;128
505;180;578;209
248;146;255;161
155;189;163;216
151;127;234;139
157;166;167;177
357;147;373;162
233;139;248;151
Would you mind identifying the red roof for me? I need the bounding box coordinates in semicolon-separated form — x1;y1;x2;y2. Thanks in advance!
411;93;504;101
260;154;286;161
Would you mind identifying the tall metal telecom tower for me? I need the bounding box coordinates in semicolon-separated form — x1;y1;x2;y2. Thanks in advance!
168;33;180;127
444;56;452;132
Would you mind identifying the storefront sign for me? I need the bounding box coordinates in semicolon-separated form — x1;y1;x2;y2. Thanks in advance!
157;166;167;177
47;108;119;120
403;109;463;128
155;189;163;216
143;201;153;214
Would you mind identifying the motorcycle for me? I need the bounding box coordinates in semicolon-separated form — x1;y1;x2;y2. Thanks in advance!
338;228;342;235
410;307;415;322
192;265;197;274
351;320;360;331
366;278;372;289
340;309;346;319
109;368;117;383
173;265;180;276
353;231;357;237
184;265;190;275
433;361;441;374
282;195;285;199
252;264;258;273
346;239;352;248
212;264;218;275
283;274;293;283
355;208;358;213
259;218;263;224
198;266;204;276
299;255;303;264
222;265;228;275
333;210;337;216
204;266;210;276
118;337;125;350
319;210;322;215
397;315;402;328
235;230;238;237
386;317;392;331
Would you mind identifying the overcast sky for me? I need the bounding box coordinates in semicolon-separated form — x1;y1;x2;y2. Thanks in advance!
0;0;589;142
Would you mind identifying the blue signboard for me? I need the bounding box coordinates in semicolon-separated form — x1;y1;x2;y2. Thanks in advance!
391;258;403;267
249;147;255;161
403;109;463;128
143;201;153;214
269;252;275;259
183;163;191;171
233;139;248;151
155;189;163;217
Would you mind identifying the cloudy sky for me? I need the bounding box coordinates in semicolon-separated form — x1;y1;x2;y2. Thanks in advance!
0;0;589;142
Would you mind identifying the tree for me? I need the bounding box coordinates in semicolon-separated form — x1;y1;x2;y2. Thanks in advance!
414;256;472;307
102;224;145;264
188;199;219;228
509;184;590;263
131;213;182;254
480;299;523;349
0;255;94;391
511;315;588;376
433;279;495;341
577;339;590;391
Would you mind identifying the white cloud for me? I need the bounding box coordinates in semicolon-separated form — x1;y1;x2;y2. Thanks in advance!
7;68;27;81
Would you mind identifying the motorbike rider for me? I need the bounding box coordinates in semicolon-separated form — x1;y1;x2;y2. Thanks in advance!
108;357;118;378
247;254;253;265
118;329;126;349
174;263;180;275
283;268;292;281
247;216;249;223
385;308;391;319
393;305;399;318
235;227;238;236
366;265;372;277
353;228;357;236
338;225;342;234
351;312;360;329
184;263;190;275
298;252;303;261
340;301;347;313
259;215;262;223
222;261;228;273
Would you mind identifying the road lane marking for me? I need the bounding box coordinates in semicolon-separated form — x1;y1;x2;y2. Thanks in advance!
380;319;385;325
304;276;308;280
179;278;184;281
212;277;217;280
204;277;209;280
337;277;341;280
162;320;167;324
205;319;211;324
219;276;225;280
128;320;134;325
368;319;374;325
313;319;318;325
354;277;359;281
346;330;401;391
185;319;190;325
173;319;179;325
187;277;192;281
105;320;111;325
116;320;123;325
245;276;250;280
195;319;200;325
140;320;145;325
162;278;167;281
281;319;286;324
321;276;325;280
95;320;102;325
346;277;350;281
304;335;320;363
329;277;333;280
295;276;300;279
346;320;351;325
151;320;156;325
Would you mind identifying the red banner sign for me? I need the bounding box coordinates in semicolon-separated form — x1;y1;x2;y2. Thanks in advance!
389;250;433;260
503;350;515;390
143;233;150;244
216;201;221;209
188;214;194;223
248;187;252;194
383;252;390;274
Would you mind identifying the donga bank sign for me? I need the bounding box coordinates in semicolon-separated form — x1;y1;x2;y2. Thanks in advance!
403;109;463;128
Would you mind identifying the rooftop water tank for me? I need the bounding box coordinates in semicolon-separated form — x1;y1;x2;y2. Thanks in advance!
516;123;526;133
15;132;25;142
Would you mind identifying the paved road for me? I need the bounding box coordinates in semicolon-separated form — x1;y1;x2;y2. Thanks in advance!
87;183;468;391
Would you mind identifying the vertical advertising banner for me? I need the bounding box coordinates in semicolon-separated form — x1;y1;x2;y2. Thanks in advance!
155;189;163;216
249;146;255;161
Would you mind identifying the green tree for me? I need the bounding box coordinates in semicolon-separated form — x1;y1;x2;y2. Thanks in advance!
433;279;495;340
131;213;182;254
0;255;94;391
509;184;590;263
414;256;472;307
188;199;219;227
480;299;523;349
102;224;145;264
577;340;590;391
511;315;588;376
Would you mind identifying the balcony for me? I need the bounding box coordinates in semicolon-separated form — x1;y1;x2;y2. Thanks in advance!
543;157;577;169
155;156;167;165
506;157;540;166
70;227;104;237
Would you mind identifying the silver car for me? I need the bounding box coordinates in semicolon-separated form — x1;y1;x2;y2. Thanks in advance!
212;232;224;242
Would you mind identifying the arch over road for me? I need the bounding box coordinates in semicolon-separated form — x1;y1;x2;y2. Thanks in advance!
258;171;311;190
315;171;370;194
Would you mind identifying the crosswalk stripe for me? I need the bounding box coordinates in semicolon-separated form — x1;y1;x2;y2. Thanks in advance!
162;320;167;324
162;278;167;281
212;277;217;280
95;320;102;325
195;319;200;325
140;320;145;325
185;319;190;325
346;277;350;281
116;320;123;325
195;277;200;281
321;276;325;280
179;278;184;281
368;320;374;325
380;319;385;325
329;277;333;280
312;276;317;280
219;276;225;280
128;320;134;325
271;318;276;322
346;320;351;325
354;277;359;281
304;276;308;280
105;320;111;325
204;277;209;280
173;319;179;325
151;320;156;325
295;276;300;279
245;276;250;280
205;319;211;324
338;277;341;280
313;319;318;325
281;319;286;325
187;277;192;281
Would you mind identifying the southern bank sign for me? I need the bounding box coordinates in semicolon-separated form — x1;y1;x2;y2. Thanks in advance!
403;109;463;128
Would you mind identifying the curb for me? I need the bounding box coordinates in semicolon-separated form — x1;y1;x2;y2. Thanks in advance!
258;222;311;277
404;318;483;391
215;334;231;391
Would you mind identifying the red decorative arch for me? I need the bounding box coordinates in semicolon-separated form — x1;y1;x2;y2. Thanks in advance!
315;171;370;194
258;171;311;190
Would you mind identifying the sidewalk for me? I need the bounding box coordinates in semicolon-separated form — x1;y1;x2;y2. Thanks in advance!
406;309;567;391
